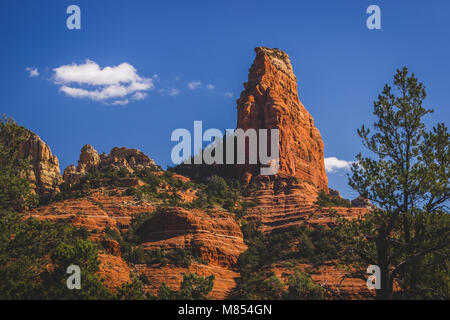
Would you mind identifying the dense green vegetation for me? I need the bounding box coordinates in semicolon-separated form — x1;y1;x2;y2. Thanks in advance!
52;166;144;203
315;190;352;208
170;162;260;211
114;272;215;300
150;273;215;300
0;117;114;299
53;157;258;219
0;210;115;299
233;222;339;299
0;116;37;210
233;269;324;300
125;172;258;219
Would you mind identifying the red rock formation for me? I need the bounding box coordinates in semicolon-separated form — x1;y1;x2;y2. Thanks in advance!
24;190;247;298
62;164;79;184
140;207;247;267
63;145;157;184
104;147;156;173
77;144;101;173
137;263;240;300
236;47;328;191
25;188;155;232
137;207;247;299
98;253;131;289
18;131;62;197
101;239;122;256
246;197;367;233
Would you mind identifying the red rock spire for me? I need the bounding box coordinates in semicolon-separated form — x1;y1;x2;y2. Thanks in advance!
236;47;328;191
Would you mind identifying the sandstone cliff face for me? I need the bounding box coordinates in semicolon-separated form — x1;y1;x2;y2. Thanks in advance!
243;174;367;233
18;131;62;197
25;188;155;233
140;207;247;267
236;47;328;191
138;207;247;298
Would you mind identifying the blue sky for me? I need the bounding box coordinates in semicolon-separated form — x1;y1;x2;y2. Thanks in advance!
1;0;449;199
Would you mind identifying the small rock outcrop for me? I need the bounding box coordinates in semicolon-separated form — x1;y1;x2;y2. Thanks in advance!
62;164;81;184
18;131;62;197
102;147;156;173
351;195;372;208
63;145;157;184
77;144;101;173
329;188;341;198
236;47;328;191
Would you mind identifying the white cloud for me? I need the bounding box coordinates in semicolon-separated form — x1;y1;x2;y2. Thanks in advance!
111;99;129;106
188;81;201;90
224;92;234;98
206;84;215;90
54;60;147;86
53;60;153;105
26;67;39;77
324;157;354;173
168;88;180;96
131;92;147;100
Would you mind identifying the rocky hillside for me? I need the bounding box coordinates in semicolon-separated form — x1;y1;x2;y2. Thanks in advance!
63;144;157;185
25;141;249;298
19;47;372;299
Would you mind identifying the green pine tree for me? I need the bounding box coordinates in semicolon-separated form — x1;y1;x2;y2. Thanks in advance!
339;67;449;299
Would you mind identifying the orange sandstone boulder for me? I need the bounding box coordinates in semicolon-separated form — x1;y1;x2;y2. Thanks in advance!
140;207;247;267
